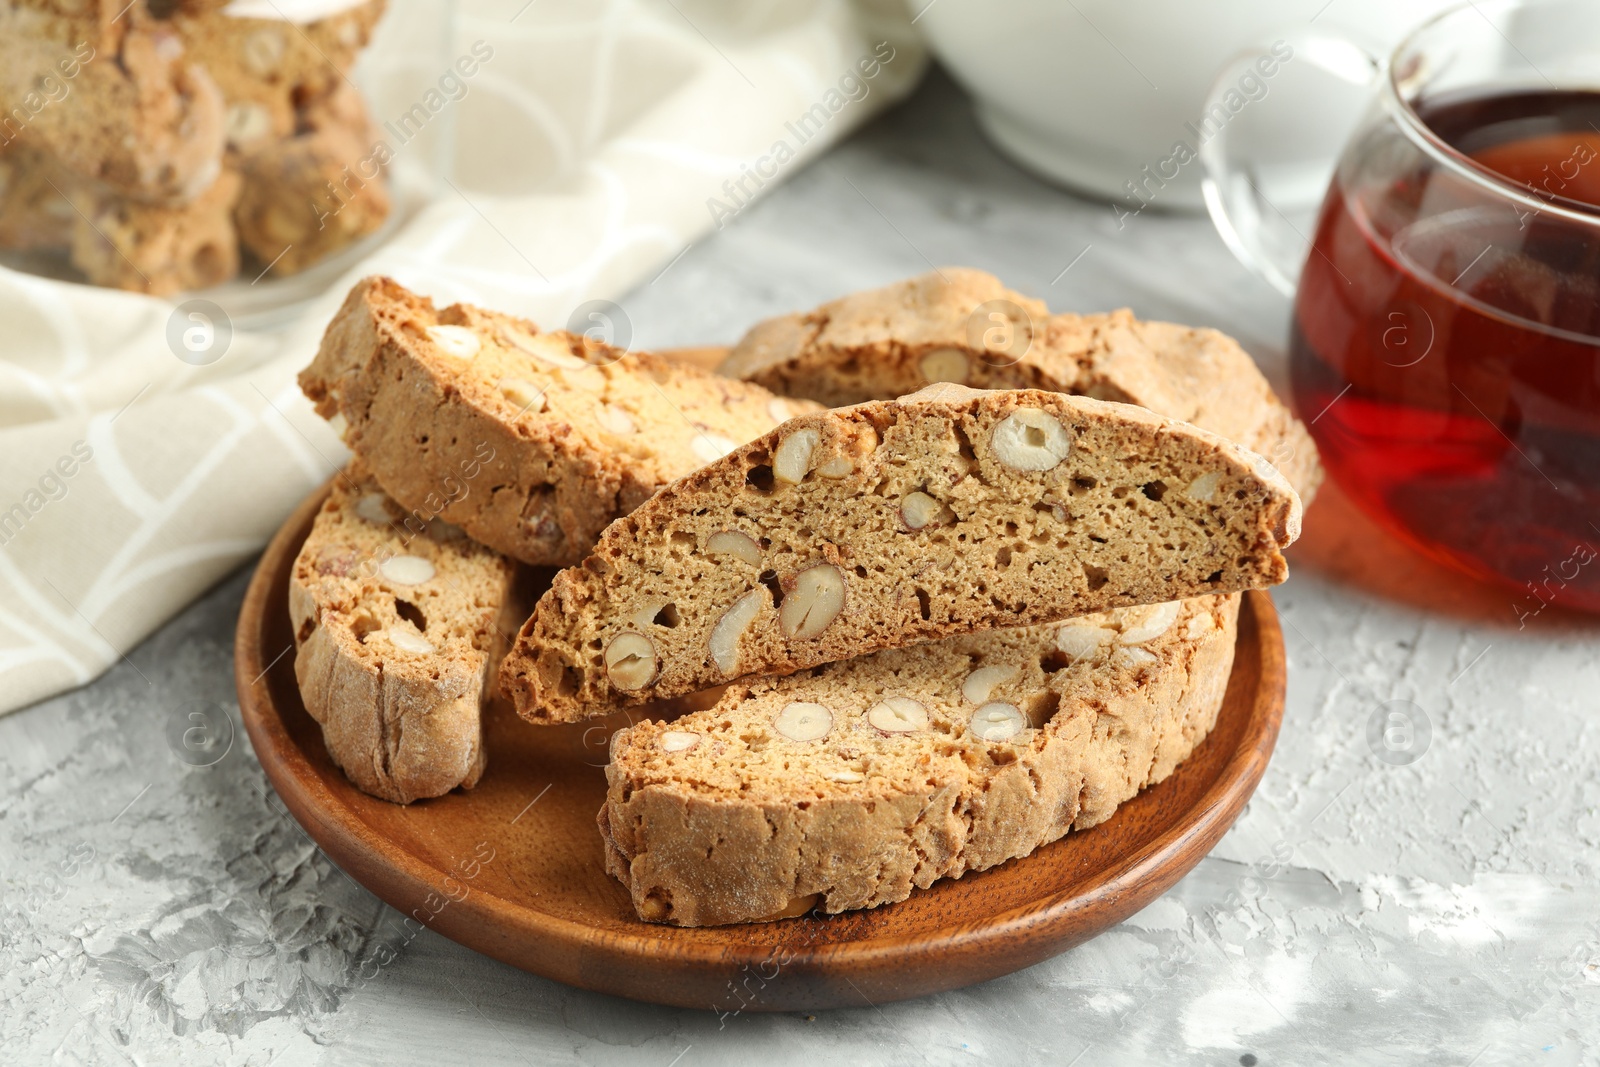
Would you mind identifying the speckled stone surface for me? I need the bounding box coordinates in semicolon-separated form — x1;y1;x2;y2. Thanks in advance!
4;69;1599;1067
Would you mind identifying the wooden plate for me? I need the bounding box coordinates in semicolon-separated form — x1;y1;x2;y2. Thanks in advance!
237;485;1285;1013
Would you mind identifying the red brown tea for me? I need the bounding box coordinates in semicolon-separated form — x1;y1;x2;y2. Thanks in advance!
1291;89;1600;616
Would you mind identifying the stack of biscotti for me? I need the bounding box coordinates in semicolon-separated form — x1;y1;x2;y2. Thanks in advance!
291;273;1319;929
0;0;389;293
289;277;822;801
520;272;1319;926
497;382;1307;925
497;385;1300;721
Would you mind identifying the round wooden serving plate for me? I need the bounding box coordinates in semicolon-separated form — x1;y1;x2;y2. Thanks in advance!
237;485;1285;1013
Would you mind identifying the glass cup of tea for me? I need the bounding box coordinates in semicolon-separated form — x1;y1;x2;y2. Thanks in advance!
1201;0;1600;616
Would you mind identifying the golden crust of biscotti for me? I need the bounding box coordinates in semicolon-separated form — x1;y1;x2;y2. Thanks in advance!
602;594;1239;926
719;267;1057;392
721;269;1322;502
299;276;820;567
1064;311;1322;504
501;384;1299;724
289;460;515;804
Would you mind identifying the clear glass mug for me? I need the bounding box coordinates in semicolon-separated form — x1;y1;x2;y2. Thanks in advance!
0;0;454;325
1201;0;1600;616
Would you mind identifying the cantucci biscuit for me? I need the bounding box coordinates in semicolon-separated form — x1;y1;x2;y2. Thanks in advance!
66;165;241;294
233;83;390;276
300;276;819;567
0;9;227;204
289;461;516;804
174;0;388;160
722;269;1321;501
501;384;1300;723
601;594;1240;926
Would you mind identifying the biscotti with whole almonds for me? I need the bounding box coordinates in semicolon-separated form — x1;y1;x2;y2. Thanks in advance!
233;83;391;276
721;269;1322;501
289;461;515;804
0;0;391;289
174;0;388;160
67;164;242;294
0;9;227;204
601;594;1239;926
300;276;819;567
500;383;1299;723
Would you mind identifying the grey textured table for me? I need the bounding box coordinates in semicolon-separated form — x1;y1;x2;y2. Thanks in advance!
4;69;1598;1067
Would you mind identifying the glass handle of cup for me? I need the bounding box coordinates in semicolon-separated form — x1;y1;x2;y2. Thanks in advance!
1198;30;1384;298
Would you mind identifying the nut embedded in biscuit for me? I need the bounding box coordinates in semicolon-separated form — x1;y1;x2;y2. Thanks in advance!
427;325;480;360
709;590;764;674
1116;646;1159;667
867;695;926;733
773;427;819;484
900;490;954;530
970;701;1026;741
354;493;391;526
961;664;1019;704
1186;472;1222;502
773;701;832;741
605;632;657;690
991;408;1072;471
380;555;435;585
225;103;274;149
500;324;587;369
241;26;288;76
564;365;606;392
660;730;700;752
778;564;845;640
499;378;549;413
386;626;436;654
1057;623;1114;661
705;530;761;567
1117;601;1181;644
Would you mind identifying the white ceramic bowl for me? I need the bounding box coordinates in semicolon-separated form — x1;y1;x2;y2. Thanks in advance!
918;0;1459;209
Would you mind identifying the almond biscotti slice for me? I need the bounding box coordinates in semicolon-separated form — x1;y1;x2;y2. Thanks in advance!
234;84;391;277
501;384;1299;723
289;461;516;804
721;269;1321;501
301;277;819;567
602;593;1239;926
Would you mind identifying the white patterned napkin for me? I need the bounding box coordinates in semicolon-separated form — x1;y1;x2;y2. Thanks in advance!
0;0;926;715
